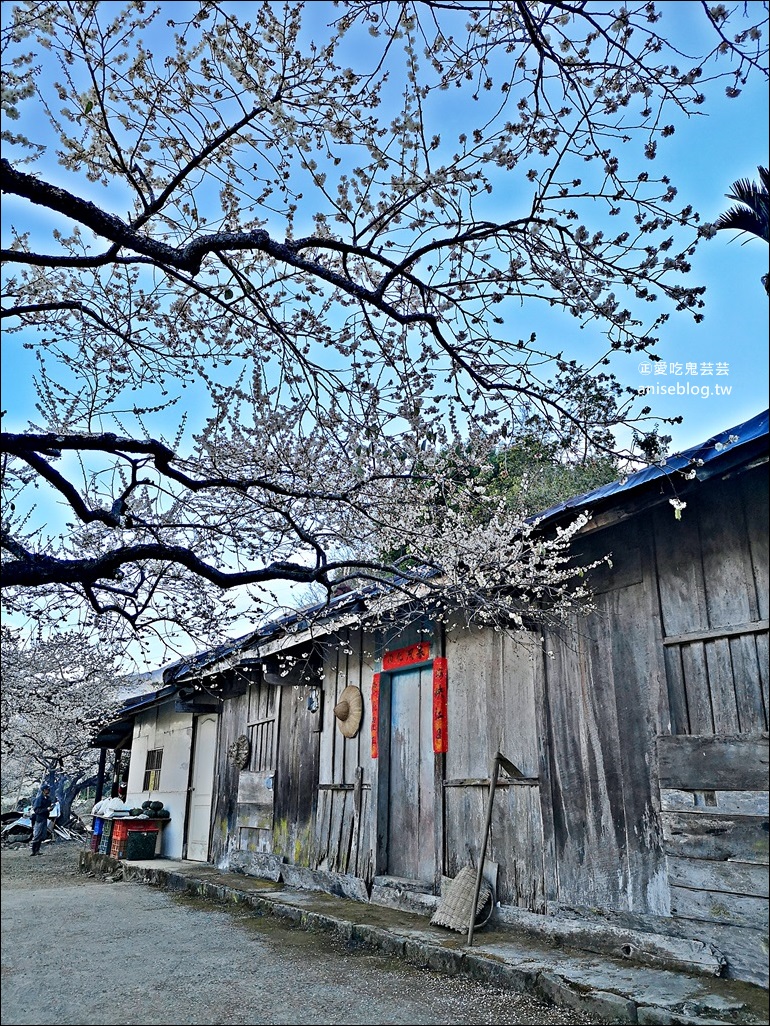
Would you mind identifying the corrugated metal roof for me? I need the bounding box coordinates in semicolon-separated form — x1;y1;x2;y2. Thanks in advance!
161;586;371;684
533;408;769;526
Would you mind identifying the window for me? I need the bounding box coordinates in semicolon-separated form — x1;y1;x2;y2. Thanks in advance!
142;749;163;791
247;682;278;772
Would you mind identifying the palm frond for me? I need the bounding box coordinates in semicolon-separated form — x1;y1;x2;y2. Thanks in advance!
726;178;757;203
715;166;770;242
715;205;769;239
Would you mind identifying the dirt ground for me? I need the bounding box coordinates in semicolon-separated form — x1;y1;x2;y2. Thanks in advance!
1;839;600;1026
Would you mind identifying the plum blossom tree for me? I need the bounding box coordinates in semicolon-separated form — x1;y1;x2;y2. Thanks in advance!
0;627;127;823
1;1;767;659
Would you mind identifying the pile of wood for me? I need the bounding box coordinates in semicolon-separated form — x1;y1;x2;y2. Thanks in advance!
52;818;89;843
1;809;89;847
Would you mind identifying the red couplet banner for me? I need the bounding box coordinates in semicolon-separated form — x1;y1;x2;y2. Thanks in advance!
381;641;431;670
370;673;381;759
432;657;448;753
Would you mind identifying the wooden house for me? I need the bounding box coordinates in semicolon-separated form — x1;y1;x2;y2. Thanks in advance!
94;409;768;986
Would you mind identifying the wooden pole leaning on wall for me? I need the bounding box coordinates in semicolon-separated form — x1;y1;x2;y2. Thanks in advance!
467;751;525;947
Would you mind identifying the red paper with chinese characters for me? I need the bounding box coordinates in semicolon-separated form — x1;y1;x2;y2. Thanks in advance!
432;657;448;753
370;673;380;759
382;641;431;670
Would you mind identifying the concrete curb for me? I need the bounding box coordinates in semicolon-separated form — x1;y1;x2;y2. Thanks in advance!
149;871;644;1022
80;852;765;1026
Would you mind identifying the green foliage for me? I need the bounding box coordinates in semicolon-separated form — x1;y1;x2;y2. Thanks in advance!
633;426;672;466
481;435;620;516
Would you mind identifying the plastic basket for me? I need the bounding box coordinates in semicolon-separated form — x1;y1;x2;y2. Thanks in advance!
97;820;114;854
126;830;158;860
112;818;160;841
117;820;158;837
111;820;128;842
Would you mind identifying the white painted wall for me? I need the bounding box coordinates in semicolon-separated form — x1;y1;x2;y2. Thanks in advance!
125;703;194;858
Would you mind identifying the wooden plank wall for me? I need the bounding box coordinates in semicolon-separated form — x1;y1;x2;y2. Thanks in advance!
313;628;377;882
209;675;251;866
227;676;280;856
273;681;321;865
651;466;769;980
653;465;769;736
443;626;547;911
658;733;769;985
542;518;670;915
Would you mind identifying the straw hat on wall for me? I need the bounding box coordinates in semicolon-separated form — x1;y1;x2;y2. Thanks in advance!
333;685;363;738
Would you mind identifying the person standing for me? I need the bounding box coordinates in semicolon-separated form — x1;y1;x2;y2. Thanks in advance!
30;783;53;856
48;795;61;843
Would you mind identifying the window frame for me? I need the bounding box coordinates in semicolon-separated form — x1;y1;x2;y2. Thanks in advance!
142;748;163;791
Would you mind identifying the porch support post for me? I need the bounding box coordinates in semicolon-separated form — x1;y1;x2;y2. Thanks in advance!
94;747;108;803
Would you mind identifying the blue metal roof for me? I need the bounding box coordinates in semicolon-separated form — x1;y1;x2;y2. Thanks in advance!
161;585;371;685
534;408;769;526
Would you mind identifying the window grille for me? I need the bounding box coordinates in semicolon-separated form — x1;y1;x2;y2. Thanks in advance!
142;748;163;791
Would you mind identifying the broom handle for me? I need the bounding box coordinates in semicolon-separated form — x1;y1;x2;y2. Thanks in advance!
468;752;500;946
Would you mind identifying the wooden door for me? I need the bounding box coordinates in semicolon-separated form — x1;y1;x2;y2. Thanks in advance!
387;664;436;884
186;713;217;862
273;685;321;865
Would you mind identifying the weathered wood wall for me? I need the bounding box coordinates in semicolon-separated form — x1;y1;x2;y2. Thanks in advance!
209;675;249;866
209;672;276;866
273;680;321;865
208;456;767;985
542;517;670;915
658;732;769;986
652;465;769;982
538;464;768;935
210;631;378;878
653;464;768;736
313;629;378;882
444;627;547;911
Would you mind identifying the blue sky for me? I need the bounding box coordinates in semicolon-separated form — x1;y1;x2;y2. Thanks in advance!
618;68;769;450
300;1;770;453
2;2;768;459
1;1;767;665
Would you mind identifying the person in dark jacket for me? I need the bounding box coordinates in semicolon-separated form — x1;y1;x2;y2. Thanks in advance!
30;783;53;856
